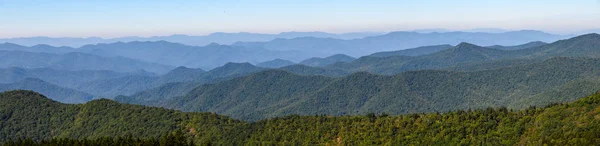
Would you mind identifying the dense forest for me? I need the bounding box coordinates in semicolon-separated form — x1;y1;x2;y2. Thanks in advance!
2;90;600;145
118;57;600;121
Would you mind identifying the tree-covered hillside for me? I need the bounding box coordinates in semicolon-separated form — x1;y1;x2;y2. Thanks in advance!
120;57;600;121
2;90;600;145
0;90;246;145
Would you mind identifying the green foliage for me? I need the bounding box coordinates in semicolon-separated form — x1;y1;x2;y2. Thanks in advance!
3;90;600;145
0;90;247;145
144;57;600;121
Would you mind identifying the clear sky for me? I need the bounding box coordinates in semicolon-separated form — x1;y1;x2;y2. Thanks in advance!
1;0;599;38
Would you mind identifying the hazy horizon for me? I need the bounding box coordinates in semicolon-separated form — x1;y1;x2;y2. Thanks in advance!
0;29;581;39
2;0;599;38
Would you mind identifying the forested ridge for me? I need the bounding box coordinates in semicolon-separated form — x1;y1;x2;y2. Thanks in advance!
118;57;600;121
2;90;600;145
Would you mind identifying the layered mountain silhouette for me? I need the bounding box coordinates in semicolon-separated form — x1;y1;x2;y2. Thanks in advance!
326;33;600;74
0;50;173;73
0;78;93;103
0;31;382;47
233;30;569;56
114;34;600;121
123;57;600;121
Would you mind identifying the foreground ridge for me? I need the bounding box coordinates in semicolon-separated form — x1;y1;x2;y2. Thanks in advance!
2;90;600;145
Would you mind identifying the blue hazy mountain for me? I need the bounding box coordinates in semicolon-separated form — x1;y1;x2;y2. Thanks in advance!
299;54;356;67
0;78;93;103
0;67;138;87
369;44;454;57
76;41;314;69
1;31;569;70
0;31;383;47
328;33;600;75
0;41;313;70
0;50;174;73
233;30;569;57
256;59;296;68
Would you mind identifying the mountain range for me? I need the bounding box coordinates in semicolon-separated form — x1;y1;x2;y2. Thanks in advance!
0;30;572;71
0;33;596;105
113;33;600;121
0;31;383;47
0;50;173;73
326;33;600;75
119;57;600;121
233;30;570;57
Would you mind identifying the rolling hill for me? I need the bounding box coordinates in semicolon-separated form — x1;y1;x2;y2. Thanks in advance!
3;90;600;145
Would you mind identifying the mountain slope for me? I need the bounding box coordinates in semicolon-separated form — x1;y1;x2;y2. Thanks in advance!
256;59;296;68
523;33;600;58
3;90;600;145
329;43;511;75
299;54;356;67
487;41;548;50
147;57;600;121
369;44;454;57
0;90;245;144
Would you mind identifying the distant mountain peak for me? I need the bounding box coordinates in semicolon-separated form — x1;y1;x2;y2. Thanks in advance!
168;66;205;73
256;59;296;68
328;54;354;58
272;58;290;62
206;42;221;46
454;42;482;49
221;62;254;68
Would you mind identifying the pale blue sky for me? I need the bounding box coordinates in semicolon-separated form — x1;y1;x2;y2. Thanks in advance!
0;0;599;37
